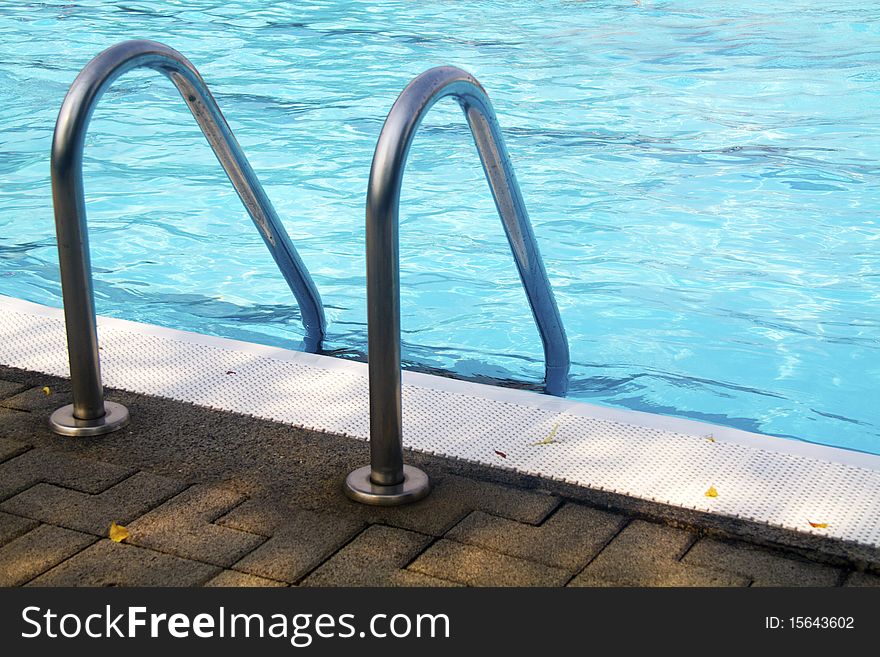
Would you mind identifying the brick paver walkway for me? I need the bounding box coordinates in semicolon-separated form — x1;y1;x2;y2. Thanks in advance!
0;365;877;587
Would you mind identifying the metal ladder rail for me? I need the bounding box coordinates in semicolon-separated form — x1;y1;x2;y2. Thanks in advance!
49;40;326;436
345;66;570;505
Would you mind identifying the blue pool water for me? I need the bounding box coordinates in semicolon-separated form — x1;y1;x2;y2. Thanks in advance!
0;1;878;453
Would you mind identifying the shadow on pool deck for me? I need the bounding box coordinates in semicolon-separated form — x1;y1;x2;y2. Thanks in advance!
0;364;878;587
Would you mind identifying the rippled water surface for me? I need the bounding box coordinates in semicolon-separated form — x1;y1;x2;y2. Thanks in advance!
1;1;878;453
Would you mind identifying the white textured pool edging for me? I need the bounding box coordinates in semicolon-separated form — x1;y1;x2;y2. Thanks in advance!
1;294;879;548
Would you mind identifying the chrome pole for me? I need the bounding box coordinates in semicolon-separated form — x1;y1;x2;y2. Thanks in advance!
345;67;570;505
49;40;326;436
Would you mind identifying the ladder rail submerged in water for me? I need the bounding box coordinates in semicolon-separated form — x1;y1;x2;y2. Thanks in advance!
49;39;326;436
345;66;571;506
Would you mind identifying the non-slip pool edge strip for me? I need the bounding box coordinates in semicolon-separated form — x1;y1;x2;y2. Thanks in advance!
1;294;878;548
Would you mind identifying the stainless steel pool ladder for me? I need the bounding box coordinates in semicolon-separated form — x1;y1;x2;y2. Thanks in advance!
344;67;570;505
48;40;326;436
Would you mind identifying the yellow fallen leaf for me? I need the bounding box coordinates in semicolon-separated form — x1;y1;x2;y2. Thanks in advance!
704;485;718;498
705;434;715;443
531;423;560;446
108;521;129;543
41;386;51;396
808;521;828;529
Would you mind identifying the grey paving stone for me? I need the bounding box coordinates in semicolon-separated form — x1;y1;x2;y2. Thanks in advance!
0;379;26;400
127;485;265;567
437;474;560;524
0;407;28;423
204;570;287;587
683;538;841;587
303;525;436;587
0;364;874;587
28;540;221;587
0;384;71;412
569;520;749;587
409;539;570;587
843;571;880;587
0;524;97;586
0;437;29;463
0;511;38;546
447;504;626;572
221;501;364;584
388;570;461;587
0;472;187;535
351;473;560;536
0;448;135;501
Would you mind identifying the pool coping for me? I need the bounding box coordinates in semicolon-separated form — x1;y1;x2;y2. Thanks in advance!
1;294;879;558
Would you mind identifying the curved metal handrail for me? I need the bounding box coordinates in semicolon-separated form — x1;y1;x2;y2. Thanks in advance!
49;40;326;436
345;66;570;505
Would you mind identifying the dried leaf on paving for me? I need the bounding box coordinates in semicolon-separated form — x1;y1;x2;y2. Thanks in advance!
108;521;130;543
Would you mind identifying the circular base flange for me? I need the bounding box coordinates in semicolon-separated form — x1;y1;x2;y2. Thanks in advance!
344;464;430;506
49;401;130;437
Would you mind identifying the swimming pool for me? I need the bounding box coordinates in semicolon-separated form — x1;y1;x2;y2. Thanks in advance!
1;1;878;453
